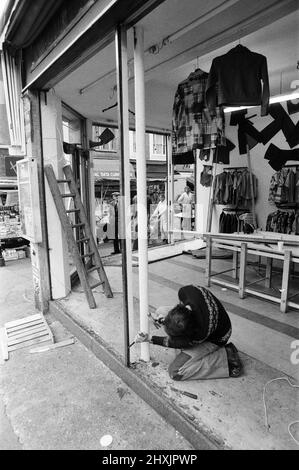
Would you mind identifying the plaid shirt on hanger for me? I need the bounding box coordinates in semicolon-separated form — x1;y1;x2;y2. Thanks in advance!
172;69;226;162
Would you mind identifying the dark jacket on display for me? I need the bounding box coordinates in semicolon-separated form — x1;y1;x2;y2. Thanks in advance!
206;45;270;116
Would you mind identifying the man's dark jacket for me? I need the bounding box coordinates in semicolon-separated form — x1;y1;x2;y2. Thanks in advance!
152;285;231;349
206;45;270;116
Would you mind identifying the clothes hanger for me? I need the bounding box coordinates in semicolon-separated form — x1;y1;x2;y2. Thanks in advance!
193;56;206;74
102;102;135;116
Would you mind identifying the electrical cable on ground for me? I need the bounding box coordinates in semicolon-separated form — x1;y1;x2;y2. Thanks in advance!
263;376;299;446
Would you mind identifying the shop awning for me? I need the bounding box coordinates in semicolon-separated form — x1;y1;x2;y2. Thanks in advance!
130;160;167;180
3;0;64;49
93;157;135;181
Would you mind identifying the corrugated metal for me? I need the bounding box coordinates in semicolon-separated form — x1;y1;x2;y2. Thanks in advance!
5;0;64;48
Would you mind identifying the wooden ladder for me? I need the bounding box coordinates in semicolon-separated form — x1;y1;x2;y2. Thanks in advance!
45;164;113;308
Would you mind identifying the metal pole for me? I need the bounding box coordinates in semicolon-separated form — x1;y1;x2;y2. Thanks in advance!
206;160;217;232
167;134;174;245
116;25;134;367
246;143;257;229
134;26;150;362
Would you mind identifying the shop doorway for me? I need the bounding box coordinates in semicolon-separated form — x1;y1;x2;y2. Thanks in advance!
62;104;91;273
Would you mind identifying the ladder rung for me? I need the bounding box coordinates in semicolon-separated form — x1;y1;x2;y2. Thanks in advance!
81;252;94;258
66;209;80;213
61;193;75;198
76;237;89;243
72;223;85;228
57;179;71;183
90;281;104;289
87;266;100;273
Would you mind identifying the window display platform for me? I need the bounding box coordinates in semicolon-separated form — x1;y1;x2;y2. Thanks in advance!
132;237;205;263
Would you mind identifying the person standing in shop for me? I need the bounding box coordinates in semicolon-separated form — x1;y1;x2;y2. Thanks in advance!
134;284;243;381
111;192;121;255
150;193;168;243
177;186;194;231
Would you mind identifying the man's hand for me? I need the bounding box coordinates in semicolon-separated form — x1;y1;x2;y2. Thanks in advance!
134;332;150;343
151;306;171;323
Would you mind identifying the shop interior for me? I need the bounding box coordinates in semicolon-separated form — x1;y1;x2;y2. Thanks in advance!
48;0;299;449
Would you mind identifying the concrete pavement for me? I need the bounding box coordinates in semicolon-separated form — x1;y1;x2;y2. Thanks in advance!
0;258;192;450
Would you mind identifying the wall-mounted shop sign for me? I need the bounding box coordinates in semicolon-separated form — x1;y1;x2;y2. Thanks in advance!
94;158;135;180
16;157;42;243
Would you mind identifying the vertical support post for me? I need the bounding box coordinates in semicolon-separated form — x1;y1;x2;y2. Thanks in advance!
134;26;150;362
232;250;238;280
167;134;174;245
206;160;217;232
265;257;273;288
239;242;247;299
246;144;257;228
40;90;71;299
116;25;134;366
205;236;212;287
195;152;201;234
85;119;96;240
21;90;51;312
281;250;291;313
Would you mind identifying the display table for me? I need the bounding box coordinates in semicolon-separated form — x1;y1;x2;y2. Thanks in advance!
203;232;299;313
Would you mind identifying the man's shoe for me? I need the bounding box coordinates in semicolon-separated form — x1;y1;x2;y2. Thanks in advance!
225;342;243;377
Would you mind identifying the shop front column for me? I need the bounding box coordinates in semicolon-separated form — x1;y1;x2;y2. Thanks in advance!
40;90;71;299
86;119;96;240
134;26;150;362
22;90;51;312
116;25;134;366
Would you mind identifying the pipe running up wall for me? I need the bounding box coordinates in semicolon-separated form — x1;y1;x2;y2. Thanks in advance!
134;26;150;362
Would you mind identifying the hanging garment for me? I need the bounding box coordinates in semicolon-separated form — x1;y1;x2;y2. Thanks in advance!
237;118;261;154
198;148;211;161
266;210;296;234
268;103;298;148
268;168;296;205
206;44;270;116
265;143;299;171
213;172;227;204
296;171;299;203
213;169;257;206
172;69;225;164
287;100;299;115
230;109;248;126
200;166;213;187
219;211;239;233
213;138;235;164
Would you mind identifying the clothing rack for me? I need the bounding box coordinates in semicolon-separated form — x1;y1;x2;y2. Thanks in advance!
222;166;248;171
222;207;249;212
